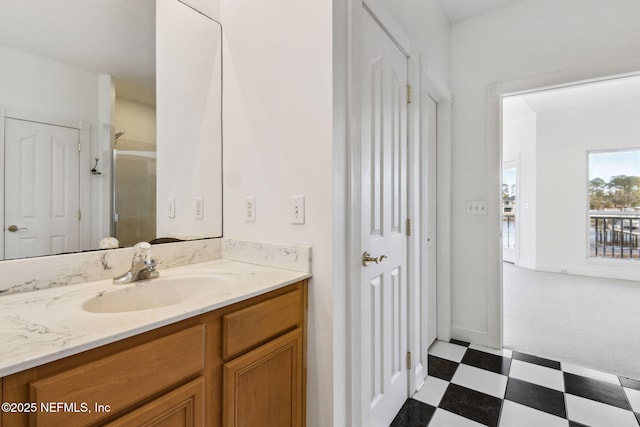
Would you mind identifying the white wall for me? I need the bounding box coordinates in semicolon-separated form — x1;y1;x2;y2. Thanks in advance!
114;97;156;147
220;1;333;426
0;45;100;250
382;0;450;89
0;45;99;122
180;0;220;21
535;98;640;280
221;1;450;426
156;0;223;240
450;0;640;345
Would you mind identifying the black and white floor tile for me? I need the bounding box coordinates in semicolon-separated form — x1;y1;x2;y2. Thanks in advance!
391;340;640;427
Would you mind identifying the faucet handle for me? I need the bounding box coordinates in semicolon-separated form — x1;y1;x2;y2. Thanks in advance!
132;242;152;263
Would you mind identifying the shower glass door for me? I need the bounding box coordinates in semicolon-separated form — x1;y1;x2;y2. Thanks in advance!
113;149;157;247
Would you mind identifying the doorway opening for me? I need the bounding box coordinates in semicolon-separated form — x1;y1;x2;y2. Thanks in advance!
500;74;640;379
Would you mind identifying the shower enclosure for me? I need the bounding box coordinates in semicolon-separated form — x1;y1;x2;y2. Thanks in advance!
112;132;157;247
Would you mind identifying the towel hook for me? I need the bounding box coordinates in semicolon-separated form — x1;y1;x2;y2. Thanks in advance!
91;158;102;175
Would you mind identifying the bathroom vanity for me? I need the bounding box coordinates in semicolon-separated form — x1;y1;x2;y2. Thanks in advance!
0;254;310;427
0;0;310;423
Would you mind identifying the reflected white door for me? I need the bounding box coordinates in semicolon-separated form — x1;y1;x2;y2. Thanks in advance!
4;118;80;259
360;10;409;426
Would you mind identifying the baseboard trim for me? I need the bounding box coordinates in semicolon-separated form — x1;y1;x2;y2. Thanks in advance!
450;325;489;347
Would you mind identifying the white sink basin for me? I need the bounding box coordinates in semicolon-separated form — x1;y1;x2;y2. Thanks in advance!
82;274;234;313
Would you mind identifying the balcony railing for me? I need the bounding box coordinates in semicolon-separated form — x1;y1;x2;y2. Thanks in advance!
590;213;640;260
503;213;516;249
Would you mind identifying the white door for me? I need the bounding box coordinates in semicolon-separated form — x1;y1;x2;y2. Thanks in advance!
359;10;409;426
4;118;80;259
422;93;438;348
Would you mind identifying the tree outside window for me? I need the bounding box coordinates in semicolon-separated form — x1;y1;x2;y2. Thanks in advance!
588;150;640;259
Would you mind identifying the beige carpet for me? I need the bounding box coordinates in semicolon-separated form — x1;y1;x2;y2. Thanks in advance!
503;262;640;380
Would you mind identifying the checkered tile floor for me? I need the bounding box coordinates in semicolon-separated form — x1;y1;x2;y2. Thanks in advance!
391;340;640;427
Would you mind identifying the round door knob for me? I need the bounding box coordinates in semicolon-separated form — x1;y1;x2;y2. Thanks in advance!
7;225;28;232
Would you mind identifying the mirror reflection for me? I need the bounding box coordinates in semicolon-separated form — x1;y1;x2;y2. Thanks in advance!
0;0;222;260
112;96;158;248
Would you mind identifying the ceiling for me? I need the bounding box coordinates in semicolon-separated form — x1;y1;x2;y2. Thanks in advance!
503;75;640;121
437;0;531;23
0;0;156;104
0;0;532;104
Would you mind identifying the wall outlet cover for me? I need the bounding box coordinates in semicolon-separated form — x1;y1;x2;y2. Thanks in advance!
245;196;256;222
195;197;204;220
168;197;176;219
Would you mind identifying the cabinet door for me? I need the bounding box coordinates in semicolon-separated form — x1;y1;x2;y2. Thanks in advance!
106;378;204;427
223;328;303;427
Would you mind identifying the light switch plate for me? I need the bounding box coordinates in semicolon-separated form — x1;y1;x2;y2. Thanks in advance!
466;201;487;215
290;195;305;224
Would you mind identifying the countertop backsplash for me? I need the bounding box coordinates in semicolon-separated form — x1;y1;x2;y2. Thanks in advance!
221;238;312;273
0;237;312;296
0;238;222;296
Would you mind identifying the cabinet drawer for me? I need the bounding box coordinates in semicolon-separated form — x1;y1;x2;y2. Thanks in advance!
223;289;301;359
29;324;205;426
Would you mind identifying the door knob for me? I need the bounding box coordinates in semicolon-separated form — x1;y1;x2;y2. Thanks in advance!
362;251;388;267
7;225;28;232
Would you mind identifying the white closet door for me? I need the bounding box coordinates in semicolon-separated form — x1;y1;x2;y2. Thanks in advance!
359;9;410;427
5;118;80;259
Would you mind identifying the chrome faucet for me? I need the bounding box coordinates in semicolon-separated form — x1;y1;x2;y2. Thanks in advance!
113;242;160;284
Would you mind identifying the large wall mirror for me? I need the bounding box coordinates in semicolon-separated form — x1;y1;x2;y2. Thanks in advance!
0;0;222;261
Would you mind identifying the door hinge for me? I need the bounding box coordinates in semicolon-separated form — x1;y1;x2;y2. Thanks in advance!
406;218;412;236
407;85;412;104
78;141;81;152
77;210;82;221
407;351;412;370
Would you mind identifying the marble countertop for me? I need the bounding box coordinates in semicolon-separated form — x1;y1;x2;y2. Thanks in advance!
0;259;310;377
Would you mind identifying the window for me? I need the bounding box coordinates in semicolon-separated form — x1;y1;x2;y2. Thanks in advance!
588;149;640;259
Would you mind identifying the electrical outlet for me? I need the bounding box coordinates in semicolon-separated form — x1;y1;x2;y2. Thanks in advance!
290;195;305;224
245;196;256;222
168;197;176;218
195;197;204;220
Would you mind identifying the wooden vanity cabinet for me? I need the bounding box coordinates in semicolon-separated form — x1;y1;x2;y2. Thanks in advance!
223;329;304;427
222;289;306;427
1;280;307;427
